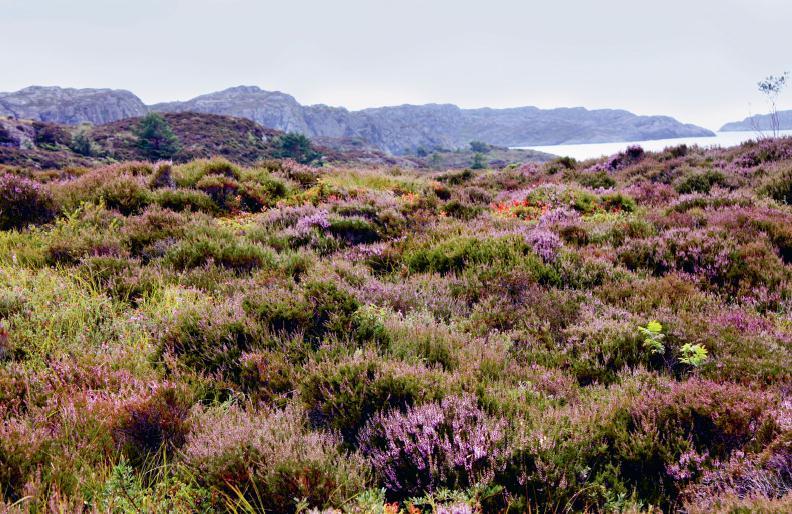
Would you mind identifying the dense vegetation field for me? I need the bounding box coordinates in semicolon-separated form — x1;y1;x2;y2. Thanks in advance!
0;140;790;513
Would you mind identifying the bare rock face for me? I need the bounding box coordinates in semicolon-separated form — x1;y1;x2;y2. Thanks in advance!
0;86;148;125
2;84;716;155
152;86;715;154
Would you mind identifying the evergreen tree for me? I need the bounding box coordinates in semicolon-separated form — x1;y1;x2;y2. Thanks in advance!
471;152;486;169
70;128;93;156
274;132;321;165
134;113;180;160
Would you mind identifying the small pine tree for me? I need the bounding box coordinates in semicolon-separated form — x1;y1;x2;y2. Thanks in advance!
274;132;321;164
70;128;94;156
469;140;490;153
134;113;180;160
471;152;486;169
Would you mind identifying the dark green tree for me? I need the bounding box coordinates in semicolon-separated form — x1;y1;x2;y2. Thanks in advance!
274;132;322;165
469;141;490;153
471;152;486;170
134;113;180;160
70;128;94;156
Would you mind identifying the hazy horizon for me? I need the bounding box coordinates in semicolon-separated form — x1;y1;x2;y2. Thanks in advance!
2;0;791;130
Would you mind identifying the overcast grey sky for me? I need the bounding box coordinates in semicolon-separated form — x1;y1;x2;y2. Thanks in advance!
2;0;790;129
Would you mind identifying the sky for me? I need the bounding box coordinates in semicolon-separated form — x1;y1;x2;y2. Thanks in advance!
1;0;791;130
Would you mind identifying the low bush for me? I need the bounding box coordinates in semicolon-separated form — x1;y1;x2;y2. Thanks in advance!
0;173;55;229
180;404;369;512
113;385;192;465
158;297;260;379
359;395;506;498
300;355;441;444
151;188;217;213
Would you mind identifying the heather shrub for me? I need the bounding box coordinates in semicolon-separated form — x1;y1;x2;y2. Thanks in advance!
151;188;217;213
238;349;298;404
158;296;260;379
359;395;506;498
244;280;360;345
56;169;151;215
301;355;440;444
0;173;55;229
675;169;727;194
180;404;369;512
576;170;616;189
113;385;193;465
0;418;51;502
164;232;275;272
562;303;647;385
243;285;314;336
174;157;241;188
3;147;792;510
760;165;792;205
442;199;482;220
328;216;380;245
195;173;241;210
120;205;187;257
43;206;127;266
148;161;174;188
681;445;792;512
402;235;549;277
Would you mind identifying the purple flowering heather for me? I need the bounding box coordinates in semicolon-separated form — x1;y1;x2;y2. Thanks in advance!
295;209;331;234
358;395;506;497
525;228;562;262
537;207;580;227
0;173;54;229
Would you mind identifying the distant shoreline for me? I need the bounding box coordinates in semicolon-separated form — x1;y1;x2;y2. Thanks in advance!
515;130;792;160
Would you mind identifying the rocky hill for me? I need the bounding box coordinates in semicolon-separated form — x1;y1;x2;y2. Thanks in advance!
1;113;500;169
153;86;715;153
0;86;147;125
0;85;715;155
720;110;792;132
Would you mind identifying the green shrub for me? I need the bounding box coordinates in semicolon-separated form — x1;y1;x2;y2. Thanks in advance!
328;217;380;245
181;405;369;512
577;171;616;189
164;234;275;272
403;235;544;276
151;188;217;213
195;174;240;210
676;170;727;194
300;355;439;444
442;200;482;220
760;165;792;204
174;158;241;188
159;297;260;378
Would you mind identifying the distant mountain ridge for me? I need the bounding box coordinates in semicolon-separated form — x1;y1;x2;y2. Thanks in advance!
0;86;147;125
720;110;792;132
0;85;715;154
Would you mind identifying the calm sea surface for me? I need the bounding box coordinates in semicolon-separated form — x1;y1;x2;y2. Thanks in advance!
517;130;792;161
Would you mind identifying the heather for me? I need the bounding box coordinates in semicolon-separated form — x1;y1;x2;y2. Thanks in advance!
0;139;790;513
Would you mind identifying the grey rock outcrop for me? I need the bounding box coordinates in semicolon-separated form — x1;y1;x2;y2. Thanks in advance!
1;84;716;155
152;86;714;154
0;86;148;125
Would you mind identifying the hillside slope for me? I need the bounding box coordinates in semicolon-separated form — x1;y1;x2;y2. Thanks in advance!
153;86;715;153
2;113;548;169
721;110;792;131
0;85;714;155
